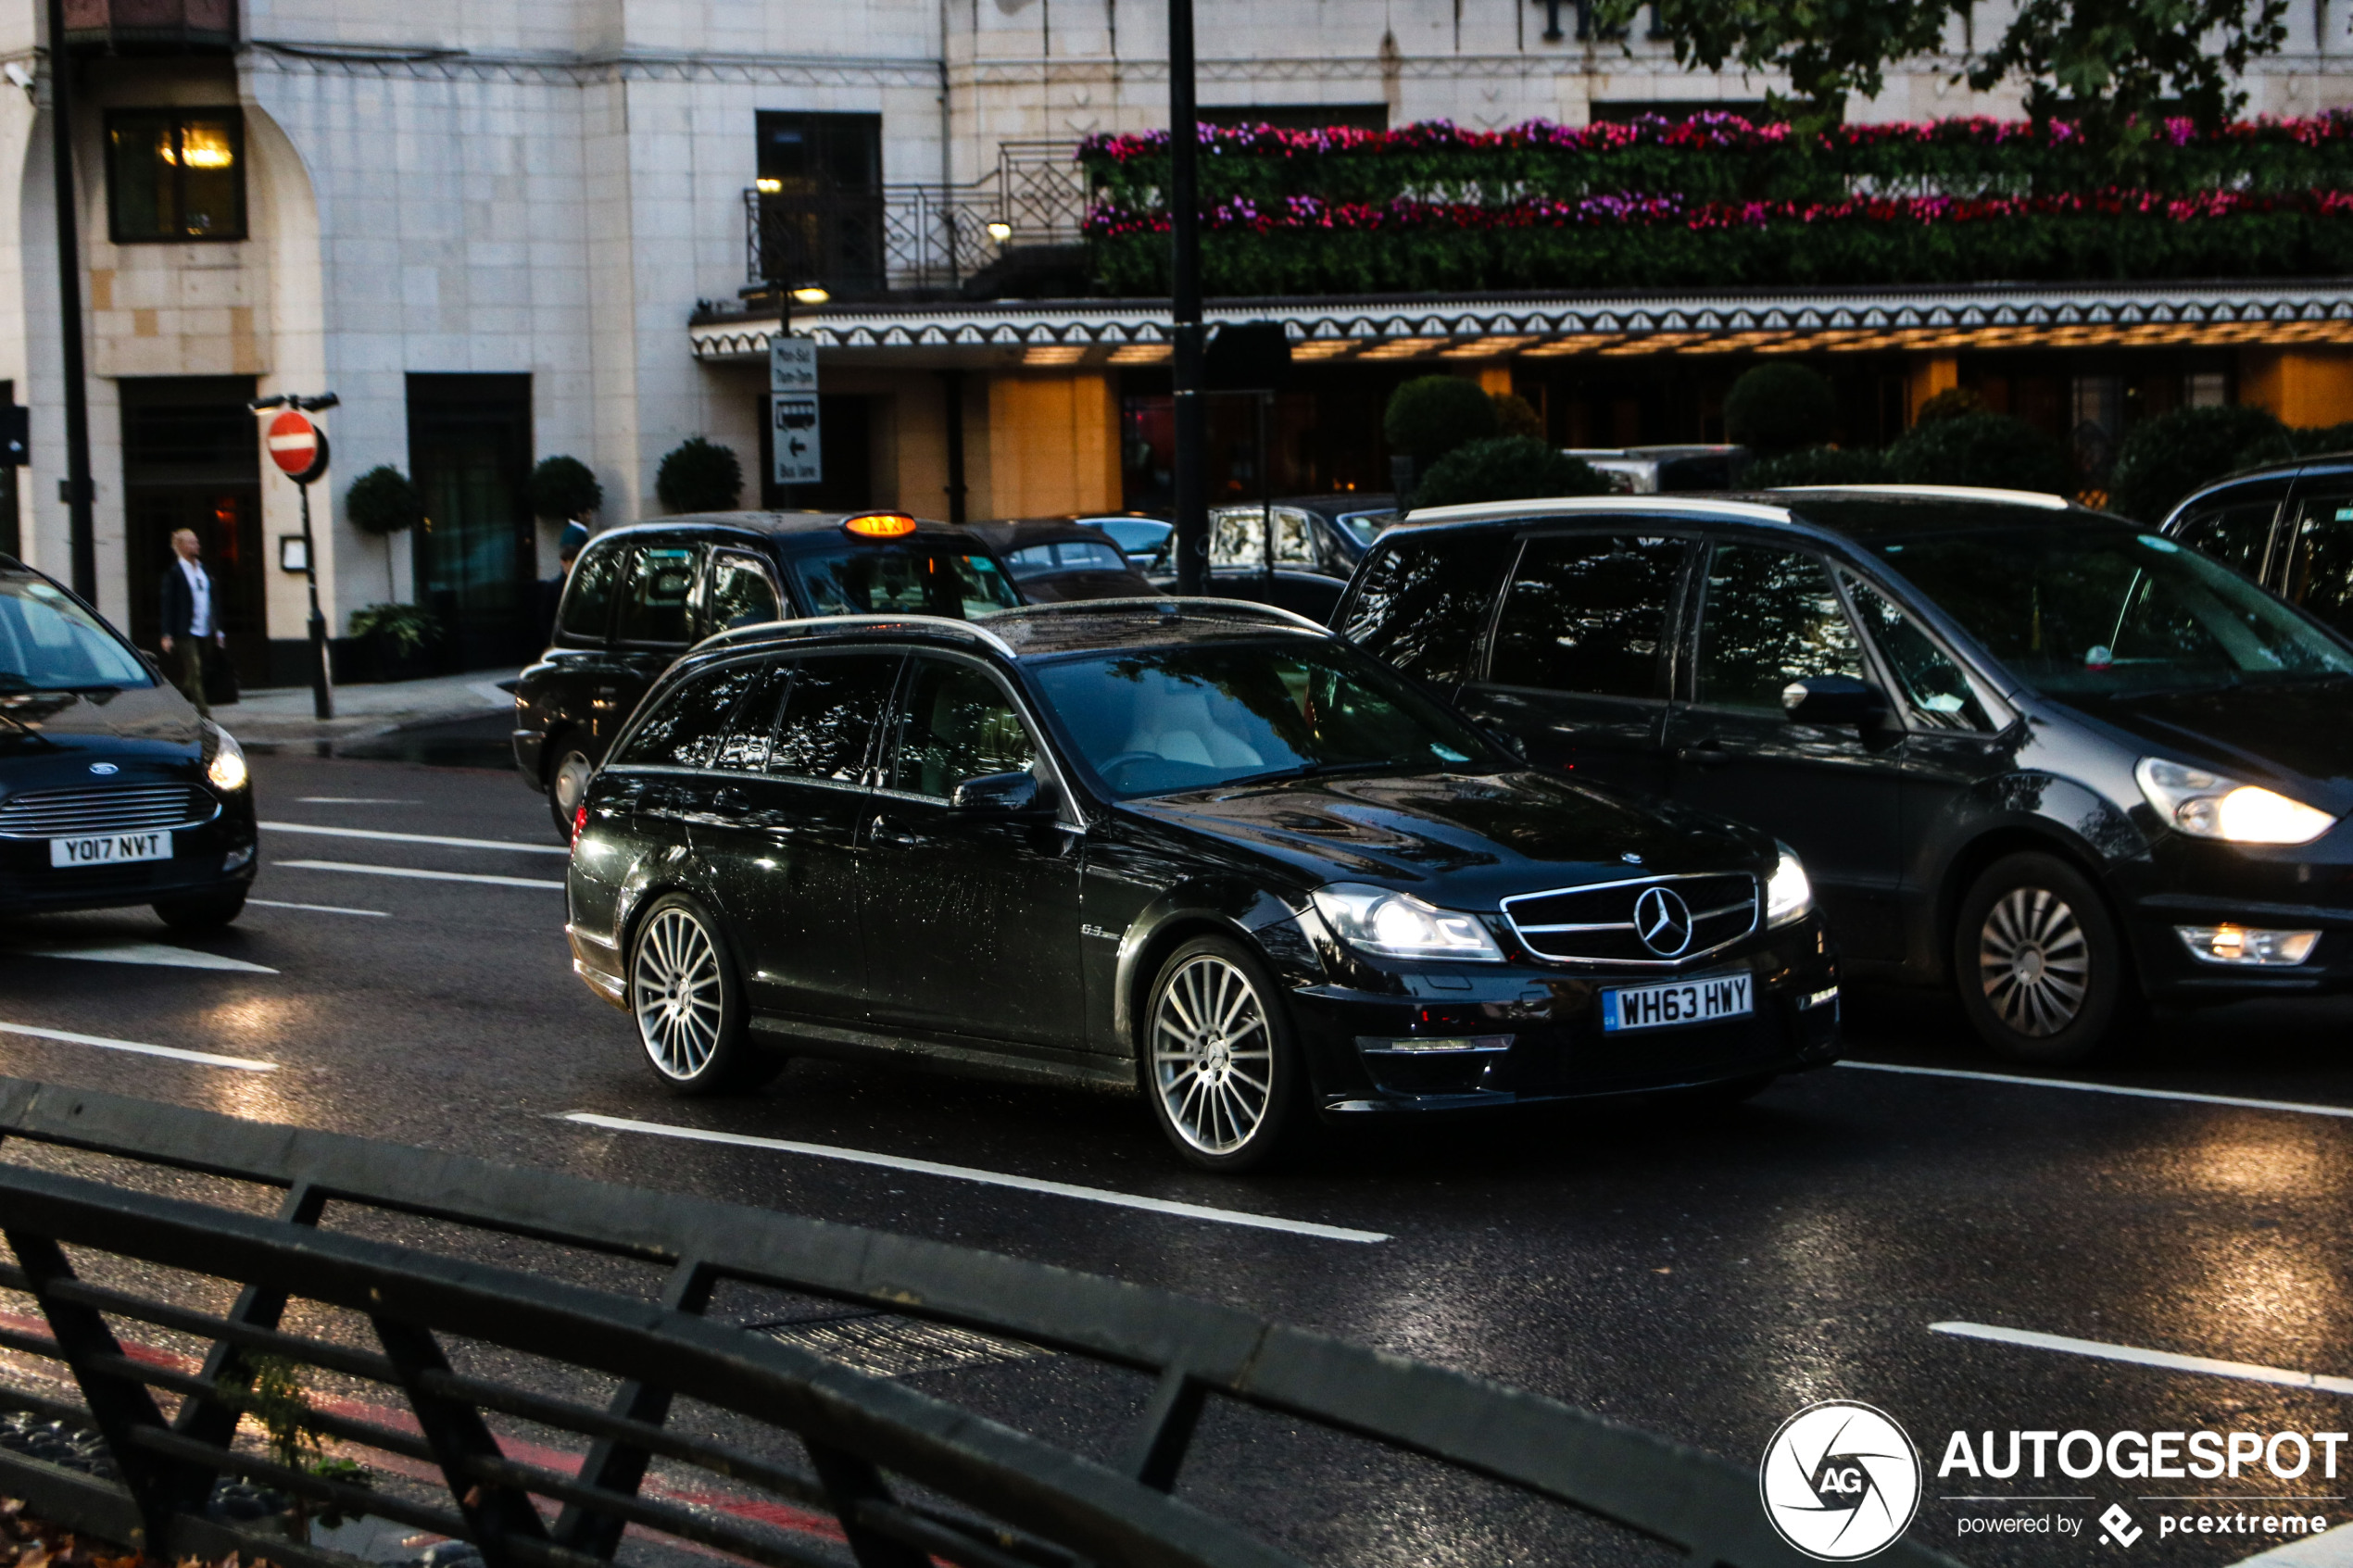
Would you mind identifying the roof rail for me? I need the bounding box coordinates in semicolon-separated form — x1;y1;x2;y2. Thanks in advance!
1000;596;1331;634
698;612;1018;659
1775;483;2072;511
1402;495;1797;527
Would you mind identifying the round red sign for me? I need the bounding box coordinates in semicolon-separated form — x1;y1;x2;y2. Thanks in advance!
266;409;326;482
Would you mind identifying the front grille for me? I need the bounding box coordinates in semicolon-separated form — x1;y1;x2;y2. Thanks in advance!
0;784;217;839
1502;872;1758;964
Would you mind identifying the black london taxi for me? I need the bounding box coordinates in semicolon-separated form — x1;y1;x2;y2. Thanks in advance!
512;510;1020;838
1336;487;2353;1064
564;598;1840;1171
0;557;256;928
2163;451;2353;641
960;518;1156;603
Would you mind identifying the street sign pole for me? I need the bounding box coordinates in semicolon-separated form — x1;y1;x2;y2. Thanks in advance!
256;397;336;720
296;472;330;720
1168;0;1206;595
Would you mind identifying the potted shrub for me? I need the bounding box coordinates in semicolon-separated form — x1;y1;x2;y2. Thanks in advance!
347;602;442;684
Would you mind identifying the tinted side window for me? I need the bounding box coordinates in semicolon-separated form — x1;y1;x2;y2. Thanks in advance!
1491;533;1685;699
2287;496;2353;638
2174;503;2278;582
615;546;698;644
1340;533;1516;687
613;659;768;769
1693;545;1863;712
890;657;1038;798
710;660;794;771
771;654;900;784
709;551;782;633
558;544;622;640
1842;573;1994;732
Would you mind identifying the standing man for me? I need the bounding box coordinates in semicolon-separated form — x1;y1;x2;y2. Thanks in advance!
158;527;222;717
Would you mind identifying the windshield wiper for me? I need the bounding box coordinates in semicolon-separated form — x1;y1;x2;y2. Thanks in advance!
1225;759;1402;787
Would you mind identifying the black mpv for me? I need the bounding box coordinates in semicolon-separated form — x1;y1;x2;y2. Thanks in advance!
1338;487;2353;1064
566;600;1840;1170
513;510;1020;839
0;557;256;927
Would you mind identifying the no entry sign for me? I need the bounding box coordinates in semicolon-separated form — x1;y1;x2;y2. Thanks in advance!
266;409;329;483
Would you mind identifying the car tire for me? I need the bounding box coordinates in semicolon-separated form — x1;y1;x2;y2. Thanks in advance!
1141;936;1306;1173
547;739;595;844
153;888;246;931
628;894;761;1095
1952;851;2131;1065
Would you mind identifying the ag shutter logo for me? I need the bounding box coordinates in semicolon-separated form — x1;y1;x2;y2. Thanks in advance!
1761;1401;1924;1561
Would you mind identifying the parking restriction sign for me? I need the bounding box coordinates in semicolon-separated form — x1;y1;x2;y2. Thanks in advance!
773;395;821;485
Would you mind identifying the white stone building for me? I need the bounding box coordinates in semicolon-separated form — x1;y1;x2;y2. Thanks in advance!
2;0;2350;675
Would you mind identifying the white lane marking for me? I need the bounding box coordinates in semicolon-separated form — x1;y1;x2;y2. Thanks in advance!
5;938;277;974
2229;1522;2353;1565
1930;1322;2353;1397
0;1019;275;1072
247;898;389;918
1843;1060;2353;1122
561;1111;1392;1245
261;822;568;856
276;859;564;891
295;797;422;805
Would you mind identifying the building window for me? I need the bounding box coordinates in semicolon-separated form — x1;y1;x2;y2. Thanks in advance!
106;108;245;243
752;112;882;294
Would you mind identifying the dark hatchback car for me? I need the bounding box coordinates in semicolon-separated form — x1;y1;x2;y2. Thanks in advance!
1338;487;2353;1063
565;600;1839;1170
512;510;1020;838
961;518;1156;603
0;557;255;928
2164;452;2353;641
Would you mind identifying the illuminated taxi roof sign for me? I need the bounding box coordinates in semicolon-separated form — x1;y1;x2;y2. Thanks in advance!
842;512;918;539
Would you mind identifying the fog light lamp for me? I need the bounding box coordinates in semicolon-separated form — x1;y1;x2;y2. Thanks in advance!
222;845;253;872
2175;924;2320;966
1354;1035;1513;1056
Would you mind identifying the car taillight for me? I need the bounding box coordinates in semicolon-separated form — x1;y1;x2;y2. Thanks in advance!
572;802;588;848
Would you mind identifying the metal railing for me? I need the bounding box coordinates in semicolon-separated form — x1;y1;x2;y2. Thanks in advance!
747;142;1088;293
0;1077;1958;1568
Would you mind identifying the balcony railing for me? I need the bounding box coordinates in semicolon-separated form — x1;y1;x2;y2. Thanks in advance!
746;141;1088;295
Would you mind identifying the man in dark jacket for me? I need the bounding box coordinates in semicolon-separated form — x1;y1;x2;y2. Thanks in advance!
158;527;223;717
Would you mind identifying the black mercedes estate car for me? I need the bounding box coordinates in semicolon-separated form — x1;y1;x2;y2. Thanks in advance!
0;557;255;927
566;599;1840;1169
1338;487;2353;1063
513;510;1019;838
2163;451;2353;641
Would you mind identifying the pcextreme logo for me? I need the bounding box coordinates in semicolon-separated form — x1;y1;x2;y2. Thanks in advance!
1761;1401;1925;1561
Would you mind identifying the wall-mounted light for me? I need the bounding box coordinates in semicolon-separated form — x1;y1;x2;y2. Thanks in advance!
788;285;830;306
278;535;308;572
986;221;1013;242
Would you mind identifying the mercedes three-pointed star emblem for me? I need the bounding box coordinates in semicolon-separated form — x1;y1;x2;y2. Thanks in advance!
1632;884;1694;957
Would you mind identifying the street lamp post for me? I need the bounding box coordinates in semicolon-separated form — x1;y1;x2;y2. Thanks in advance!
44;0;94;599
1168;0;1207;595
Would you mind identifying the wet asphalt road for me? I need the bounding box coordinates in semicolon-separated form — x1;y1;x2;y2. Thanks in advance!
5;737;2353;1567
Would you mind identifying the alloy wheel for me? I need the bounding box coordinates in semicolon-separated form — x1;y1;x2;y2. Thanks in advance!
552;750;594;813
634;908;725;1079
1151;954;1276;1156
1977;886;2090;1038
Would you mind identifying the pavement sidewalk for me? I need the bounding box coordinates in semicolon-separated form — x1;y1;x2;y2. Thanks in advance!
213;667;517;745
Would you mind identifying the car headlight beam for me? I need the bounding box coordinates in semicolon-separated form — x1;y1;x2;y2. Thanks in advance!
1311;883;1504;962
1765;845;1814;928
2136;757;2334;846
204;723;248;793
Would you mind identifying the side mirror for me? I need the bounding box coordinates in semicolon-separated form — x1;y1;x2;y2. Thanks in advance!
1782;674;1889;728
949;771;1046;814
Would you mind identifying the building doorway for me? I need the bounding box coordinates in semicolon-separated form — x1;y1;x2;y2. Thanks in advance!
120;376;265;685
408;373;534;671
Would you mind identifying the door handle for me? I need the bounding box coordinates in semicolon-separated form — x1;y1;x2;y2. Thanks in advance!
870;815;920;848
1678;739;1735;767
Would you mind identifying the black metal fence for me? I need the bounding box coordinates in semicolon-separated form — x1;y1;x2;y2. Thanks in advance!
0;1078;1957;1567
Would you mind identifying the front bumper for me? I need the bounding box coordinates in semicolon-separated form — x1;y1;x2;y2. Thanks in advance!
1288;916;1842;1115
2121;839;2353;1003
0;809;258;915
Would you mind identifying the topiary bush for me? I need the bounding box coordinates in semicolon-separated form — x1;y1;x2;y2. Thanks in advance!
2108;405;2294;523
1491;393;1543;440
1411;436;1615;509
345;466;425;537
2294;421;2353;458
1913;386;1990;424
530;455;603;521
1887;412;2076;496
1743;445;1895;488
655;437;743;514
1723;363;1836;454
1382;376;1498;469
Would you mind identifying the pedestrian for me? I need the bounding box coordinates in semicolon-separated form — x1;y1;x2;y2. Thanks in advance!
538;520;589;645
158;527;224;717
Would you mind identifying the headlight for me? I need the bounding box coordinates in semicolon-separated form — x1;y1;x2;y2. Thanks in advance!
1311;883;1504;962
2135;758;2334;846
204;724;248;792
1765;845;1813;928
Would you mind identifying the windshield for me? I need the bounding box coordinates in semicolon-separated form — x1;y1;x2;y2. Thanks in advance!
1334;509;1399;548
1002;539;1131;580
1030;639;1491;798
792;546;1020;621
0;575;150;691
1876;525;2353;697
1094;519;1170;556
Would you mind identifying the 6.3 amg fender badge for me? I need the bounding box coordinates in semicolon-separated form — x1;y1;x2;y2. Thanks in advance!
1760;1400;1923;1561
